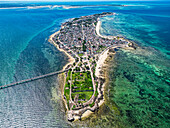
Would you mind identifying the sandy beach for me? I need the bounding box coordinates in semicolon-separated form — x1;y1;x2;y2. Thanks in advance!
62;5;81;9
96;18;116;40
49;30;75;112
49;31;75;71
49;28;111;120
48;13;123;121
81;110;93;119
0;5;52;10
95;48;109;78
27;5;52;9
0;7;26;9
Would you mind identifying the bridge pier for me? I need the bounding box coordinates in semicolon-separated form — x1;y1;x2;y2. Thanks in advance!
0;69;68;90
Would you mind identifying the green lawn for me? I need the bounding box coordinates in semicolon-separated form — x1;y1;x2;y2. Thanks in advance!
66;70;71;81
64;70;71;107
72;72;93;91
64;70;94;105
96;47;107;53
71;91;93;103
78;53;84;57
64;89;70;102
71;71;94;103
89;102;95;107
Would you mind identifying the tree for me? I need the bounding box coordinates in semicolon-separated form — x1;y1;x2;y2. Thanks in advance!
86;66;89;70
76;57;79;62
83;40;86;44
82;40;87;52
80;57;83;62
87;71;90;76
93;61;96;64
83;43;86;52
76;67;80;71
99;45;104;49
80;63;82;67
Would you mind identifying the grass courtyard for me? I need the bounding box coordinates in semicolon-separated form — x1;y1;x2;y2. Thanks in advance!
71;71;93;91
64;69;94;105
71;71;93;103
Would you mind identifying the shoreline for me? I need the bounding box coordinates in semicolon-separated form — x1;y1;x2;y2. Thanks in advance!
48;12;134;122
48;24;111;121
49;31;75;71
80;48;111;120
49;30;75;112
96;16;117;40
95;18;132;108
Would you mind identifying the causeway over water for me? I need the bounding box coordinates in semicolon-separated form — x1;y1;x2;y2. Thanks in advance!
0;69;68;89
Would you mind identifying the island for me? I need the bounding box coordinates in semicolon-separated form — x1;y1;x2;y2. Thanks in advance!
49;12;136;122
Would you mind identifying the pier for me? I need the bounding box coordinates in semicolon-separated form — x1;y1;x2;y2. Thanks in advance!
0;69;68;89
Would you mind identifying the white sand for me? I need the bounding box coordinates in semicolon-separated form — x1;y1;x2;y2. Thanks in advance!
0;7;26;9
95;49;109;78
96;19;116;40
96;21;103;38
62;5;80;9
27;5;52;9
49;30;75;112
0;5;52;10
49;31;75;71
81;110;93;119
48;14;119;120
98;99;105;106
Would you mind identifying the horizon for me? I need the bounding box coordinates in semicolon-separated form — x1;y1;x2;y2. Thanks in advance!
0;0;169;127
1;0;170;2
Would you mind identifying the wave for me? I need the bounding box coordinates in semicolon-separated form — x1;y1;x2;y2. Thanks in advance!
0;4;130;10
125;5;147;7
0;6;26;9
0;5;82;10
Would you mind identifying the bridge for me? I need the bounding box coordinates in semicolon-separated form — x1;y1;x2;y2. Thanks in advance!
0;69;69;90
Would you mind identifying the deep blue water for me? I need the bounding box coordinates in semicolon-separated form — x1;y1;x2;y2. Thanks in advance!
0;1;169;127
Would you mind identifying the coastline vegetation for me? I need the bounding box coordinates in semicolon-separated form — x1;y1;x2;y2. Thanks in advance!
49;12;134;121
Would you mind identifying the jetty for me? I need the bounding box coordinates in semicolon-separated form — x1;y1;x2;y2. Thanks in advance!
0;69;68;89
49;12;136;121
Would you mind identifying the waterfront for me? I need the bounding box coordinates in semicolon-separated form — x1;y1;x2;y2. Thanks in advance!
0;1;169;128
49;12;135;121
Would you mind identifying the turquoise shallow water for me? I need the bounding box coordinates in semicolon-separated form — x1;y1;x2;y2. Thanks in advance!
0;1;169;127
107;47;170;127
100;13;170;57
98;4;170;128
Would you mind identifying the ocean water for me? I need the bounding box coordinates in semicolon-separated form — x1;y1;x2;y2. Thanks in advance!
0;1;169;128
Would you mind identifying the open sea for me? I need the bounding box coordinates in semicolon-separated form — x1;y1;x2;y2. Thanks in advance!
0;1;169;128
